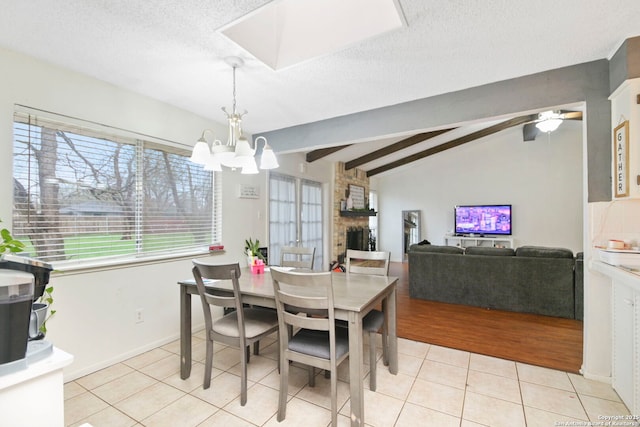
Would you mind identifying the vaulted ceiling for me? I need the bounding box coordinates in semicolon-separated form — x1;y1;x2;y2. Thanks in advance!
0;1;636;174
304;111;584;176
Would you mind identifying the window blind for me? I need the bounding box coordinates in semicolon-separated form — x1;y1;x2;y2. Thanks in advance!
12;108;220;265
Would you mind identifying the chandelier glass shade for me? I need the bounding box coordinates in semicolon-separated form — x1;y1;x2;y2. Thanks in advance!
190;56;278;173
535;110;563;133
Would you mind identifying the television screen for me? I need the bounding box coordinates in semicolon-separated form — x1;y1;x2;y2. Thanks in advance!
454;204;512;236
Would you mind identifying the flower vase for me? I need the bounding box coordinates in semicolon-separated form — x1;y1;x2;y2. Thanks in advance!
251;258;265;274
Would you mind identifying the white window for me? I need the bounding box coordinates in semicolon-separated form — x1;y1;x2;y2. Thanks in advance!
12;107;220;267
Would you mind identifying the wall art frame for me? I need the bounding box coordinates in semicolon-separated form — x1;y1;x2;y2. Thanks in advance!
614;120;629;198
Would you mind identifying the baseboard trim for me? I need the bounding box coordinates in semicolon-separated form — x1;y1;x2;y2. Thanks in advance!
63;322;205;382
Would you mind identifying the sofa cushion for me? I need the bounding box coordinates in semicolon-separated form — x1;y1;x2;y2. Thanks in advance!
515;246;574;259
465;246;515;256
409;244;464;255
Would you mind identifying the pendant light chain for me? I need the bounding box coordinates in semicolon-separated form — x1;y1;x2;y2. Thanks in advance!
232;64;237;115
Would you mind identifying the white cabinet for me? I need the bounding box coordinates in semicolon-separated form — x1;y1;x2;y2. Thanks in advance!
444;234;513;249
593;261;640;414
612;283;637;410
0;347;73;427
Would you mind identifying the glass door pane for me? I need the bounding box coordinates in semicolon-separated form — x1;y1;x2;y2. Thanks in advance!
269;173;323;270
268;173;296;266
301;179;323;270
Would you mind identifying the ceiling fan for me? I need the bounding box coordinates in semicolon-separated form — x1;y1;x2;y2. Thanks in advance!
522;110;583;141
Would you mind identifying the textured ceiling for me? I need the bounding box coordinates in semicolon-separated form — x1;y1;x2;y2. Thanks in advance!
1;0;639;147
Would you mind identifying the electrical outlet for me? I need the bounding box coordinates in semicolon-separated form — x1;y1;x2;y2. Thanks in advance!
135;308;144;324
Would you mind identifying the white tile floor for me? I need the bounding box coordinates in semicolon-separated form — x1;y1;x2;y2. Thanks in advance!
64;331;635;427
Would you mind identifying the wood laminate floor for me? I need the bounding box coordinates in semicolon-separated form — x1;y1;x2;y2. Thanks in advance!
391;261;584;373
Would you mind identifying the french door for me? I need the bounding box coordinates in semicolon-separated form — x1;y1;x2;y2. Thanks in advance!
269;173;323;270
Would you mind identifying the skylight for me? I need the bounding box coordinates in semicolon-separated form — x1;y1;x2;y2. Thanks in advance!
219;0;407;71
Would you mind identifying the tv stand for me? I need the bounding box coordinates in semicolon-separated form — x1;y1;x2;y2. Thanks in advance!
444;234;513;249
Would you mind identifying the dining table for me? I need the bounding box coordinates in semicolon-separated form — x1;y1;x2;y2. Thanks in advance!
178;267;398;427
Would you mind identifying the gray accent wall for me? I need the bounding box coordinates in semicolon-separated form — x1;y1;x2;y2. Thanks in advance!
610;36;640;91
261;60;613;203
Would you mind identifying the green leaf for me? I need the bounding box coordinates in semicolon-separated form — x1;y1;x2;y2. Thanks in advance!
0;222;25;254
244;237;264;257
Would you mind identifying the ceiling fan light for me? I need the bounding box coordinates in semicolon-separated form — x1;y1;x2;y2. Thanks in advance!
536;118;562;133
535;110;563;133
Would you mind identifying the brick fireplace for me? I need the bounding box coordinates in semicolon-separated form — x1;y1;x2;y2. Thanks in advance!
332;162;373;263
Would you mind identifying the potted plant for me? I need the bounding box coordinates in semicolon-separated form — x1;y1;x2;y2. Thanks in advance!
244;238;265;266
1;219;55;338
30;285;55;338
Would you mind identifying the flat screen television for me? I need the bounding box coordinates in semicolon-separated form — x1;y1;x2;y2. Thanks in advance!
454;204;512;236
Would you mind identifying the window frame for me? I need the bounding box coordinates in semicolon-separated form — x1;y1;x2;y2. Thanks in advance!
11;105;221;272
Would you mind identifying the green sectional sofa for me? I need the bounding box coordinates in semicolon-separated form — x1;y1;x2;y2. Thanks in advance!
408;244;583;319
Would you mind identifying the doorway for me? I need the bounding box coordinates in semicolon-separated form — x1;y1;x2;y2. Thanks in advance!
268;173;323;269
402;210;421;261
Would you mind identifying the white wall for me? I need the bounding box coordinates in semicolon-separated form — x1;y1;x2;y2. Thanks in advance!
0;47;332;379
373;121;584;262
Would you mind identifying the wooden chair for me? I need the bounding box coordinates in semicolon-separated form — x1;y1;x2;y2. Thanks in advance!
344;249;391;391
270;267;348;426
279;246;316;269
192;260;279;405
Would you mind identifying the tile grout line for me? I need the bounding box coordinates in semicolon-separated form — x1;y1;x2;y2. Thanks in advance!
66;336;630;427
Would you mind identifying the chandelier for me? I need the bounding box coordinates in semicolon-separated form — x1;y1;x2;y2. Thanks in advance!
189;56;279;173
